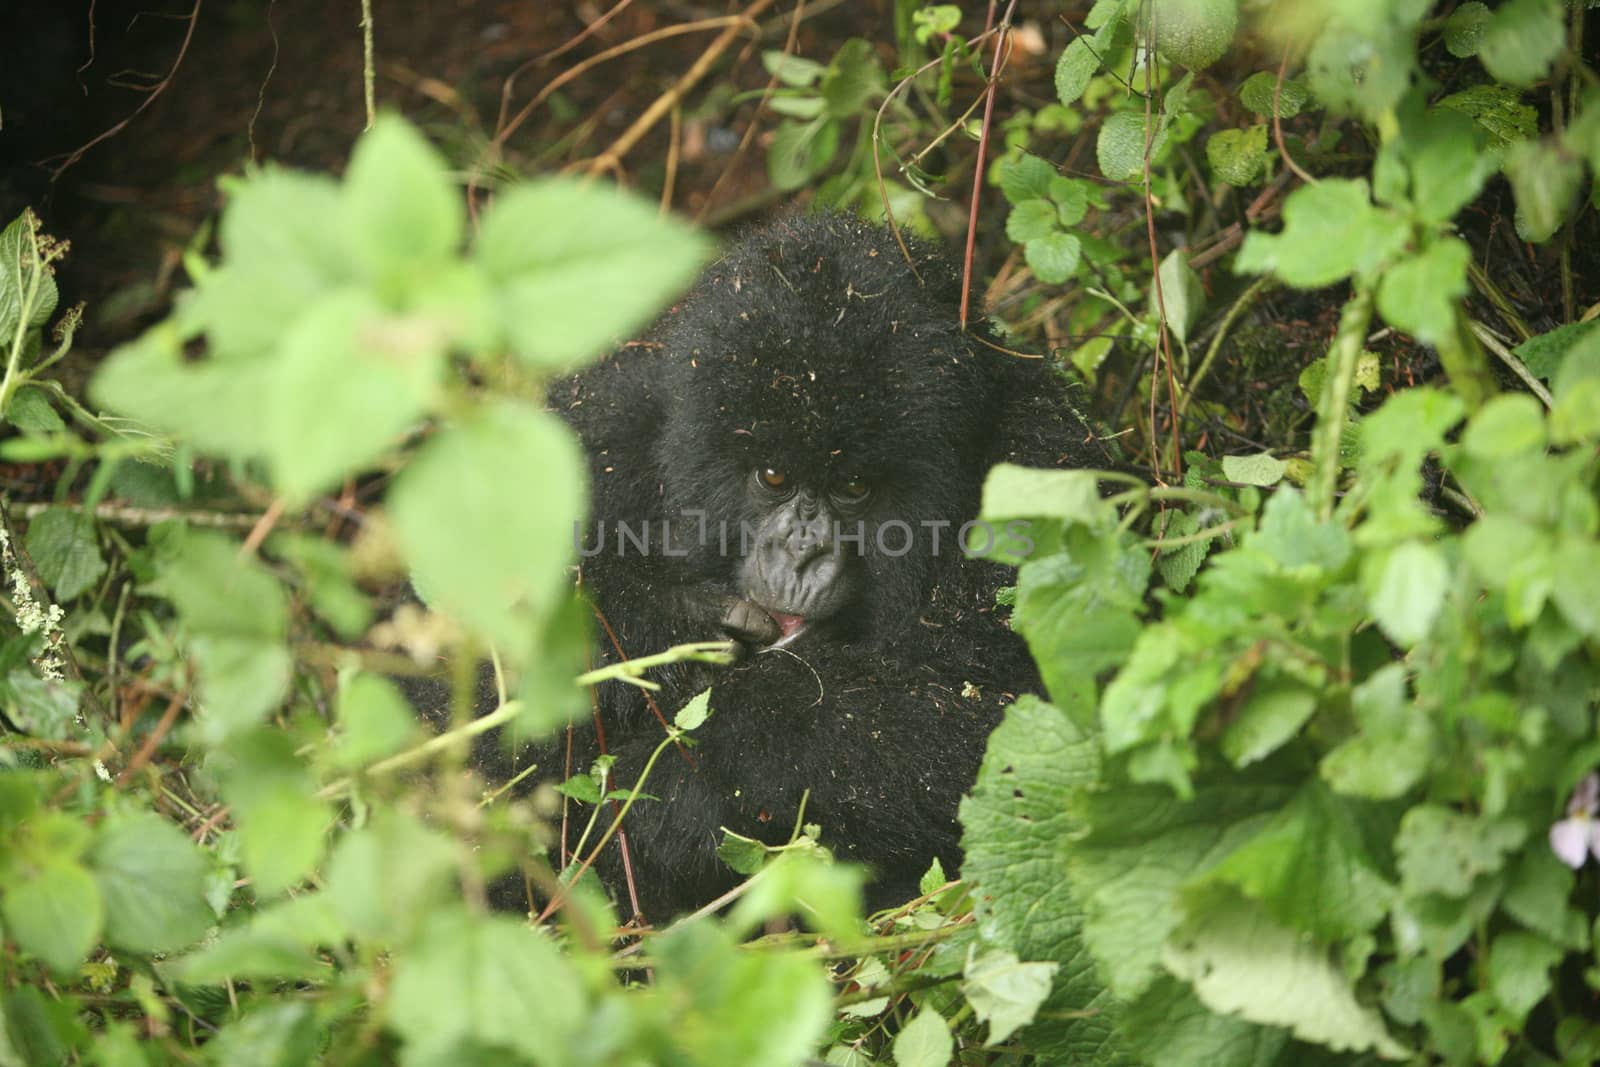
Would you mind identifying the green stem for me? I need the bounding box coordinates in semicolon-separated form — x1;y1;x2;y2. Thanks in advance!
1308;286;1374;520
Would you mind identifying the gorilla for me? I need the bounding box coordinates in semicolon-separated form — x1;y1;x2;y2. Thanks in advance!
535;211;1108;921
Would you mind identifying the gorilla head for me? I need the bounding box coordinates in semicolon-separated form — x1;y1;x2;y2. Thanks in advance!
539;211;1106;919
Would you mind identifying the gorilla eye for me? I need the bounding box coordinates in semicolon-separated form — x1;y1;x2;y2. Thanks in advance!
758;467;788;490
836;476;871;502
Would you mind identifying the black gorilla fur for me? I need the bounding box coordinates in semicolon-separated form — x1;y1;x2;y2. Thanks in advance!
539;211;1108;920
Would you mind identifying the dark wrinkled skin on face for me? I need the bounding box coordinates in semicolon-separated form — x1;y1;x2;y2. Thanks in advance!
522;213;1107;920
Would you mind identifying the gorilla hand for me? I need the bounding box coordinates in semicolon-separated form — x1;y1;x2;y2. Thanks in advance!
718;597;780;655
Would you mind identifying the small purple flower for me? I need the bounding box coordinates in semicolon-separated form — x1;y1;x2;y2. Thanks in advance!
1549;773;1600;869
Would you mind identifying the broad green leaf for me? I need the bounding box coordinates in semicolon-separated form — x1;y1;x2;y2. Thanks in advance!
1220;451;1285;487
1319;664;1432;799
819;38;883;118
205;1002;320;1067
1395;805;1526;897
963;949;1059;1045
1156;249;1204;344
1220;683;1315;767
1097;109;1165;182
1444;1;1491;56
1202;781;1394;939
1025;233;1082;285
1306;23;1415;121
1505;138;1582;242
150;528;289;735
1164;889;1409;1057
477;177;712;368
1380;107;1492;224
391;402;586;650
1359;386;1465;466
1251;487;1351;572
1148;0;1237;70
1501;852;1589;949
1120;978;1287;1067
218;729;330;898
1550;537;1600;638
1462;392;1547;458
323;811;458;943
342;114;462;275
1486;931;1562;1021
1477;0;1565;86
174;894;342;984
24;508;105;601
91;321;281;458
1238;72;1308;118
387;910;587;1062
1205;125;1268;187
768;117;841;191
958;697;1133;1060
0;211;60;343
332;672;417;768
1235;179;1406;288
5;387;65;435
892;1008;953;1067
267;291;444;503
1048;177;1089;226
1376;238;1470;346
1365;540;1449;646
2;858;102;974
980;465;1106;524
762;51;824;87
91;813;214;954
1437;84;1539;157
674;687;712;730
1054;37;1100;105
1512;320;1598;381
999;153;1056;205
1006;199;1058;243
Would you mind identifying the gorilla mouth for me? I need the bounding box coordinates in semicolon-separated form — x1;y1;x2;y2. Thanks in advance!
768;611;808;645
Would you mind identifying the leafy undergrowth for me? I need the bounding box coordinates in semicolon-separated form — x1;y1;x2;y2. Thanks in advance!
2;1;1600;1065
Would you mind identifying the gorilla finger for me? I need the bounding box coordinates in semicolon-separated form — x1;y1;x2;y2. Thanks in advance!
720;599;781;648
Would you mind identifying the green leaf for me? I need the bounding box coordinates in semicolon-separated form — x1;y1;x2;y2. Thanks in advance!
1238;72;1308;118
768;117;841;191
342;114;462;275
1486;931;1562;1021
266;291;444;503
1164;889;1409;1057
762;51;824;87
323;811;458;943
1156;249;1204;344
205;1002;320;1067
1206;125;1268;187
1365;540;1449;646
1395;805;1526;897
387;910;587;1062
1381;107;1493;224
1006;199;1059;243
1375;237;1468;346
1236;179;1407;288
150;528;289;735
1202;781;1395;940
1306;23;1415;121
1444;1;1492;56
391;402;586;649
1054;37;1100;105
962;949;1059;1045
1319;665;1432;800
1097;109;1165;182
980;465;1106;525
476;177;712;368
1220;683;1316;767
819;38;883;117
959;697;1133;1060
1024;233;1082;285
1550;537;1600;638
1462;392;1547;458
1148;0;1237;70
332;672;417;768
1359;386;1465;465
2;858;103;974
24;508;105;601
1502;852;1589;949
1437;84;1539;158
90;813;214;954
999;153;1056;205
1505;138;1582;242
1478;0;1565;86
174;894;342;984
1220;451;1285;487
1048;177;1090;226
674;687;712;730
6;387;65;435
1512;320;1598;381
0;211;60;343
892;1008;953;1067
218;729;330;898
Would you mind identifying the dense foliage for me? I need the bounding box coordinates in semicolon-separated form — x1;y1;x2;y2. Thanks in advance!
1;0;1598;1064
